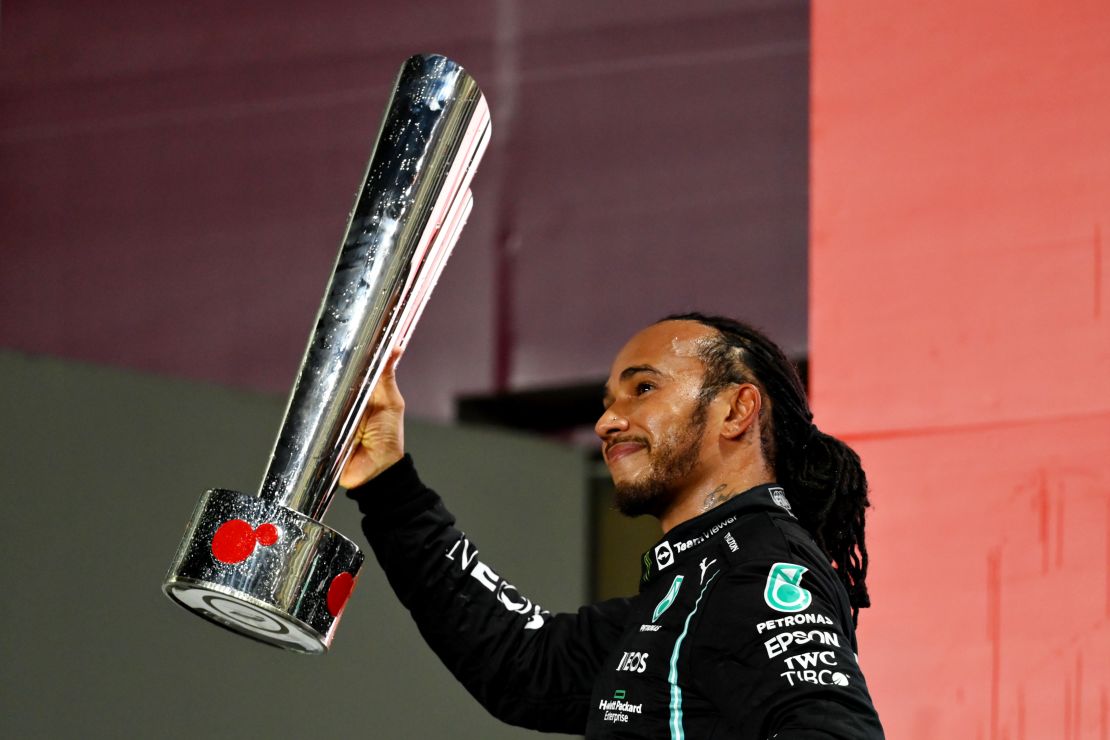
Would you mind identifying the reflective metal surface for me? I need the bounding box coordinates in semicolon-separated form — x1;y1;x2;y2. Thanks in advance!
165;489;363;653
163;54;490;653
260;53;491;520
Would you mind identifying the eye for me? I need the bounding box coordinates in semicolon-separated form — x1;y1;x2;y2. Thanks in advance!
635;381;655;395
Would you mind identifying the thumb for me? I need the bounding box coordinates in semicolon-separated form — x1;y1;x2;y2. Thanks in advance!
373;347;405;408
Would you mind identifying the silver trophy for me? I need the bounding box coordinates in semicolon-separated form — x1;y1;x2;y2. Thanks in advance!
163;54;491;654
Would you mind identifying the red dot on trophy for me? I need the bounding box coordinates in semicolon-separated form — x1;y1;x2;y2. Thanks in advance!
162;53;491;654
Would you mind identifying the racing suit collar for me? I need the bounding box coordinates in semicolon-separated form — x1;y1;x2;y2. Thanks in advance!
638;483;794;589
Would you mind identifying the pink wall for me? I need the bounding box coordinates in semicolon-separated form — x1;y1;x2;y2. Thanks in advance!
811;2;1110;738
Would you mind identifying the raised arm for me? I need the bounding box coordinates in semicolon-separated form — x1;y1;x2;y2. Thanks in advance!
342;354;629;732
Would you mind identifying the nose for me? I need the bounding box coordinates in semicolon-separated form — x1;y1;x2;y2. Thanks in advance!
595;408;629;440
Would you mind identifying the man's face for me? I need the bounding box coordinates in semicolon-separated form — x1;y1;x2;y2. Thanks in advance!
596;321;718;517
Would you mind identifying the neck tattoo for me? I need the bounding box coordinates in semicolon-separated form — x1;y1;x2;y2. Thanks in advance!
701;484;739;512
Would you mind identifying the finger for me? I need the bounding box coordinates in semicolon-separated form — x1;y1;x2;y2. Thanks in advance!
385;346;404;371
373;347;406;407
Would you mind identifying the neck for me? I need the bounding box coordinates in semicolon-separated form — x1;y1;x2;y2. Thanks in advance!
658;464;774;533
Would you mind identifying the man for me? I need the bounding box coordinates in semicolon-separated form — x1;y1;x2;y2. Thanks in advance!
342;313;884;738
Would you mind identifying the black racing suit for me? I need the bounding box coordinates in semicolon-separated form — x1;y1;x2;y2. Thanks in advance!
348;455;884;739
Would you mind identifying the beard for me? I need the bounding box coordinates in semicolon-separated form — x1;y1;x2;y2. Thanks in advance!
612;404;708;518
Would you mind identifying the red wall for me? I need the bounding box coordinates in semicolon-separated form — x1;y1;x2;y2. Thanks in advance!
811;2;1110;738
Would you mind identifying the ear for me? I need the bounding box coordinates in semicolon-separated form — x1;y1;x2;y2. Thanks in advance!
719;383;761;440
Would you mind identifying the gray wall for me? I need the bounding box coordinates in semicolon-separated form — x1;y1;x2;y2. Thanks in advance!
0;352;589;738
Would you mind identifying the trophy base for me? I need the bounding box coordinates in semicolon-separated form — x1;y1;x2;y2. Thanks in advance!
163;488;364;654
165;579;329;653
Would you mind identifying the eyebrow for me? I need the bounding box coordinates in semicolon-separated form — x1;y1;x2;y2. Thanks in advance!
620;364;661;381
601;365;662;406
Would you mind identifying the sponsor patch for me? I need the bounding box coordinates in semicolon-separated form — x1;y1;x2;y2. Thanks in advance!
764;562;812;613
756;612;833;634
698;556;717;585
764;629;840;658
781;668;850;687
599;691;642;724
446;535;549;629
616;650;649;673
654;541;675;570
769;487;794;516
652;575;684;622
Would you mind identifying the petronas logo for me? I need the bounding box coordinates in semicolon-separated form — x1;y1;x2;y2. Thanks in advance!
764;562;811;613
653;575;684;622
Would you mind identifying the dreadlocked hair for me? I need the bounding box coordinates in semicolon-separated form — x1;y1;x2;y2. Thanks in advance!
661;312;872;623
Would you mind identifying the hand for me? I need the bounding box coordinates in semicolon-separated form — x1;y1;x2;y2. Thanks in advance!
340;348;406;489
